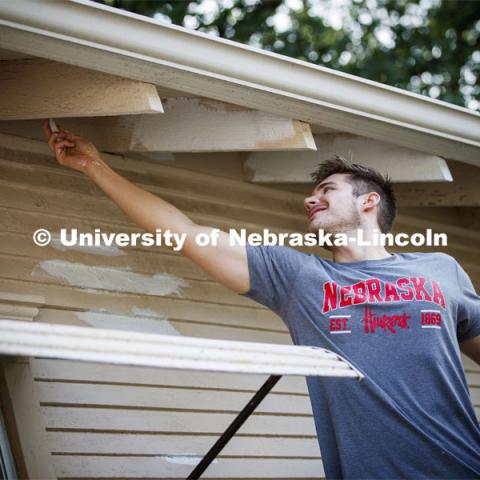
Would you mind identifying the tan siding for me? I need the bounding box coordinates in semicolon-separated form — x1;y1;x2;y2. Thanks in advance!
42;407;316;436
47;432;321;457
36;381;312;415
1;134;479;479
52;456;326;478
31;359;308;394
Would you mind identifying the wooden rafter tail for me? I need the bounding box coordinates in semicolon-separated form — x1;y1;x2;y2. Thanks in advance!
245;133;453;183
0;58;163;120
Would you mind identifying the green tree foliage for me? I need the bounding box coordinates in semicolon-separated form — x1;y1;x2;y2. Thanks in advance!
94;0;479;110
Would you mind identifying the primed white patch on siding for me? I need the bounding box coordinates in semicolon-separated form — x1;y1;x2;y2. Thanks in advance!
131;306;163;317
76;310;180;336
163;455;218;465
32;260;187;296
50;233;125;256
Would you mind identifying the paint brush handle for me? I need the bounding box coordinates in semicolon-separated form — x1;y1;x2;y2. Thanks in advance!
49;118;59;133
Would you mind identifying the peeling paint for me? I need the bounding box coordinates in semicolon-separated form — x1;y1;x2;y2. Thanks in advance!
50;233;125;256
131;306;163;317
32;260;187;297
130;97;307;151
163;455;218;465
76;310;180;336
193;97;251;113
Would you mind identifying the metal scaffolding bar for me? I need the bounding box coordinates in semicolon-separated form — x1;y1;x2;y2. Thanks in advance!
187;375;282;479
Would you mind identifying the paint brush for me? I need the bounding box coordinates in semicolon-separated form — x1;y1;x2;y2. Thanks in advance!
48;118;59;133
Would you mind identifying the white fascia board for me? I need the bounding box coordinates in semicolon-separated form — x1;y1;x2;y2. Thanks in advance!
0;0;479;165
0;319;364;380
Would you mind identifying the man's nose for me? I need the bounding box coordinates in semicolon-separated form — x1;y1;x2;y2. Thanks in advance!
304;195;319;212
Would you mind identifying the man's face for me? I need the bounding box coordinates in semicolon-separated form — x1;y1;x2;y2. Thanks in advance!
304;173;361;234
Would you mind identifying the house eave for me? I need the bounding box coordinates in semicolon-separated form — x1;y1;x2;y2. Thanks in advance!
0;0;479;164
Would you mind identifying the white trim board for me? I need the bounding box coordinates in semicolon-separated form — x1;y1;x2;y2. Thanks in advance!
118;97;316;152
0;319;364;380
245;134;453;183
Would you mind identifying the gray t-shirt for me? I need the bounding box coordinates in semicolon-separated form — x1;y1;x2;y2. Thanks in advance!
242;246;480;479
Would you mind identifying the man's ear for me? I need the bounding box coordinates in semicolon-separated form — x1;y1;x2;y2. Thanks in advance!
361;192;381;211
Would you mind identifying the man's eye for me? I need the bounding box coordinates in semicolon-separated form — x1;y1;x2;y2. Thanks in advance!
324;187;331;193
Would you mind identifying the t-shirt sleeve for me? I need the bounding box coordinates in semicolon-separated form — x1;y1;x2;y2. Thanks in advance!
240;244;308;317
455;260;480;343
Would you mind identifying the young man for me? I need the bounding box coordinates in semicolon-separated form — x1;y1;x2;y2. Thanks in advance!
44;121;480;479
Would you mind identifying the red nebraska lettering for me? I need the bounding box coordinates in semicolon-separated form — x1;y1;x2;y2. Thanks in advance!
397;277;414;301
431;281;446;309
322;277;446;313
366;279;382;302
352;282;367;305
410;276;432;302
339;286;353;308
323;282;338;312
384;281;401;302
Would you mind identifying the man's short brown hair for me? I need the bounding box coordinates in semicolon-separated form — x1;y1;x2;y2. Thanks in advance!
310;155;397;233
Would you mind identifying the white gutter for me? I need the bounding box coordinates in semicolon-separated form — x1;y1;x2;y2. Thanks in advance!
0;0;479;164
0;319;364;380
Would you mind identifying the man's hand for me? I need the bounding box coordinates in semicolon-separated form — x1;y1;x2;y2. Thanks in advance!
42;119;102;173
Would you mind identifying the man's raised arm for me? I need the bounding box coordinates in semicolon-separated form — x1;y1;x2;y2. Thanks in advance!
43;120;250;294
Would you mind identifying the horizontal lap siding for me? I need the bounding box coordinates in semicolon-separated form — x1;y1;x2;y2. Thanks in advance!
1;139;323;479
1;136;479;479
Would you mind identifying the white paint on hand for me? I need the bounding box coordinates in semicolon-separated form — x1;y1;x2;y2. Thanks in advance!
76;310;180;336
32;260;187;297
